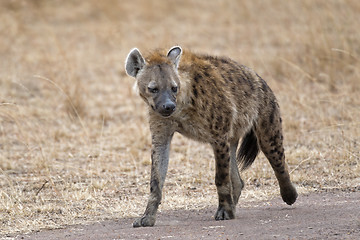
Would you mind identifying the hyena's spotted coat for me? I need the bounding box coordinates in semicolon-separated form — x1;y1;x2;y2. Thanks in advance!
125;46;297;227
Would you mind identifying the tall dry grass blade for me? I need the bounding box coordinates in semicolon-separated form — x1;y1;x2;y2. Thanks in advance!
33;75;89;139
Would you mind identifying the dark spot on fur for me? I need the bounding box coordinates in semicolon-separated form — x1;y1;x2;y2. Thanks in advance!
208;120;213;130
274;162;282;168
210;129;217;136
191;97;196;106
249;81;255;91
220;153;226;159
211;78;217;87
200;86;205;95
278;166;285;174
192;85;198;98
220;58;228;64
194;73;201;83
215;177;222;186
269;136;276;142
242;71;255;91
204;70;210;78
218;94;225;102
150;179;159;191
201;104;206;111
246;75;255;91
226;70;233;78
218;193;233;204
216;172;229;184
216;115;223;125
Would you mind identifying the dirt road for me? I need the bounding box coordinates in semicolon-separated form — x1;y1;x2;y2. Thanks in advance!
13;191;360;239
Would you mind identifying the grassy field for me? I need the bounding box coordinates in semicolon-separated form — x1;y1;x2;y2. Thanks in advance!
1;0;359;235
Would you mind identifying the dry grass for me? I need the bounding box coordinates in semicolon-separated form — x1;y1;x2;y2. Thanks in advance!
0;0;359;235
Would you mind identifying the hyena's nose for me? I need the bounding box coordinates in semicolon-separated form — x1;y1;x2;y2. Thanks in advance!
161;102;176;116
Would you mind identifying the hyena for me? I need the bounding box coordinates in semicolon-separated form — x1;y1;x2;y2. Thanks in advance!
125;46;297;227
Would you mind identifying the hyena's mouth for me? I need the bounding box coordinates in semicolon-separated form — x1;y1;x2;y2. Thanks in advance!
158;105;176;117
156;101;176;117
150;104;176;117
159;111;175;117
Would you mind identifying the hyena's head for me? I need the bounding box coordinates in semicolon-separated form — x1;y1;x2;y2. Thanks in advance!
125;46;182;117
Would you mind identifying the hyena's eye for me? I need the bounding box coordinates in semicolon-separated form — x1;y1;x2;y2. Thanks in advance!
171;86;178;93
148;87;159;94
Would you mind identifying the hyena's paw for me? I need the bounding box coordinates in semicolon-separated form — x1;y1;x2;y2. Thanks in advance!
280;184;298;205
214;205;235;221
133;215;156;228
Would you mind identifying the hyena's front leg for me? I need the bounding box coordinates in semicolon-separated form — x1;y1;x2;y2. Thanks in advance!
133;134;173;227
213;141;235;220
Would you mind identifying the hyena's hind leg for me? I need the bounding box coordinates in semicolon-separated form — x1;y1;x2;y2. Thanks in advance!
255;101;298;205
230;140;244;205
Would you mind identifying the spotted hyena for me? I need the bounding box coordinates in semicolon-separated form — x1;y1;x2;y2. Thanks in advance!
125;46;297;227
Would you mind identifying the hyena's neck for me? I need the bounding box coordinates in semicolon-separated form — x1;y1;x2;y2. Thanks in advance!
176;71;192;110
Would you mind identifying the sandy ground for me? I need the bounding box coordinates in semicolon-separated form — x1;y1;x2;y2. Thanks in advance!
9;190;359;240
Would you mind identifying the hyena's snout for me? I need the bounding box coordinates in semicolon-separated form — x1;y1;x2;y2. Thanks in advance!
155;92;176;117
161;100;176;116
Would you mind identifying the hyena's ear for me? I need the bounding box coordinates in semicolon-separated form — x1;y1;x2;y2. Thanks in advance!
125;48;145;78
167;46;182;69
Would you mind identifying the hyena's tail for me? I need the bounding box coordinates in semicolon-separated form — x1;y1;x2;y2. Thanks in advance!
237;128;260;171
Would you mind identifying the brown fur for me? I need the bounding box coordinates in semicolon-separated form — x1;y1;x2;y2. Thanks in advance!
125;46;297;227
